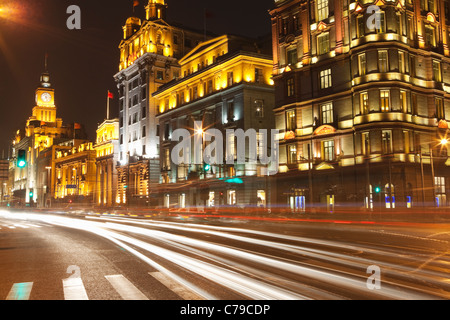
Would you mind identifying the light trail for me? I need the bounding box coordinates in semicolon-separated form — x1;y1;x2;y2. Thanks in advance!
89;216;450;290
1;210;449;300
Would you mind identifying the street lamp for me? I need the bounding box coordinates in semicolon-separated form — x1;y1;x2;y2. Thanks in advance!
429;137;449;207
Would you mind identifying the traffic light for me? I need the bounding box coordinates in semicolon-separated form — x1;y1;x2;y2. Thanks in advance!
29;191;33;198
17;150;26;168
374;186;381;193
203;163;211;172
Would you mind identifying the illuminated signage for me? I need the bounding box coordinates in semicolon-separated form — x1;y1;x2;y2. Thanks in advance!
314;125;336;136
284;131;296;140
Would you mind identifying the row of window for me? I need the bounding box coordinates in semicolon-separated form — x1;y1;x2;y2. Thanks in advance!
162;189;265;208
285;91;445;132
119;144;151;161
357;49;442;81
119;89;147;111
120;125;146;145
359;90;445;118
285;129;401;164
286;68;332;97
279;0;330;38
283;7;446;70
165;68;266;111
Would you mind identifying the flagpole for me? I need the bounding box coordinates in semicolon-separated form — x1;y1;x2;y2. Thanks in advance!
107;91;110;120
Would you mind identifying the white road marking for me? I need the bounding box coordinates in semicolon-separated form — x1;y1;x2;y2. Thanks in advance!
62;277;89;300
105;275;148;300
6;282;33;300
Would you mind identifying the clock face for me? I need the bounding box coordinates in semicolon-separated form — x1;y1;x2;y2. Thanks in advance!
41;92;52;103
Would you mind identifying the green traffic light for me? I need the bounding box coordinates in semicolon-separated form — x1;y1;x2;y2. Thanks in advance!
17;150;26;168
204;164;211;171
375;187;381;193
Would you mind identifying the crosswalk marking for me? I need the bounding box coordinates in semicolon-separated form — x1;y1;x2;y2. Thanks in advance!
149;272;204;300
5;273;205;300
0;223;43;230
63;277;89;300
6;282;33;300
105;275;148;300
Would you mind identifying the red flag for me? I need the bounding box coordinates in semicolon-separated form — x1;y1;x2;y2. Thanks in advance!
133;0;139;7
108;91;114;99
74;123;81;130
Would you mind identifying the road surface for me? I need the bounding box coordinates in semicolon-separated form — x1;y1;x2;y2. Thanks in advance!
1;209;450;301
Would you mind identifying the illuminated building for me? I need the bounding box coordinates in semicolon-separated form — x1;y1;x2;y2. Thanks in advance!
114;0;210;206
270;0;450;211
54;142;96;204
154;35;275;208
0;159;9;206
10;64;81;206
94;119;120;207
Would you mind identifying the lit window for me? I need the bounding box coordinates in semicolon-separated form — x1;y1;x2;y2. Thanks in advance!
317;0;329;21
321;103;333;124
358;53;366;76
360;92;369;114
433;60;442;82
320;69;332;89
382;130;392;154
398;51;406;74
375;11;385;33
380;90;390;112
257;190;266;207
425;25;436;47
287;48;298;66
317;32;330;55
436;97;445;119
227;189;236;205
435;177;446;203
286;110;296;131
400;90;408;113
288;144;297;164
362;132;370;156
323;140;335;161
378;50;388;73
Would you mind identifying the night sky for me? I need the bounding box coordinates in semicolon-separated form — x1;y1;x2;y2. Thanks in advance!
0;0;274;156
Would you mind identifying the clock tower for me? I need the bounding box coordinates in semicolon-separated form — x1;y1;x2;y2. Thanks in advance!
33;65;56;123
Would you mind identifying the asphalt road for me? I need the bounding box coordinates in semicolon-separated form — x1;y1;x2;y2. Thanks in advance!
1;209;450;301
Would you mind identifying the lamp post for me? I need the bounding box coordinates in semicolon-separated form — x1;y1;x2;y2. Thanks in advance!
429;138;448;207
45;166;52;208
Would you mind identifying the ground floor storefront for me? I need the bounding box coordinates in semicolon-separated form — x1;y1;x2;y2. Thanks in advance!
274;160;450;213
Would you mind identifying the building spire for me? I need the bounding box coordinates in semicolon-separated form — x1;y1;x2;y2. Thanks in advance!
40;53;51;88
44;52;48;72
